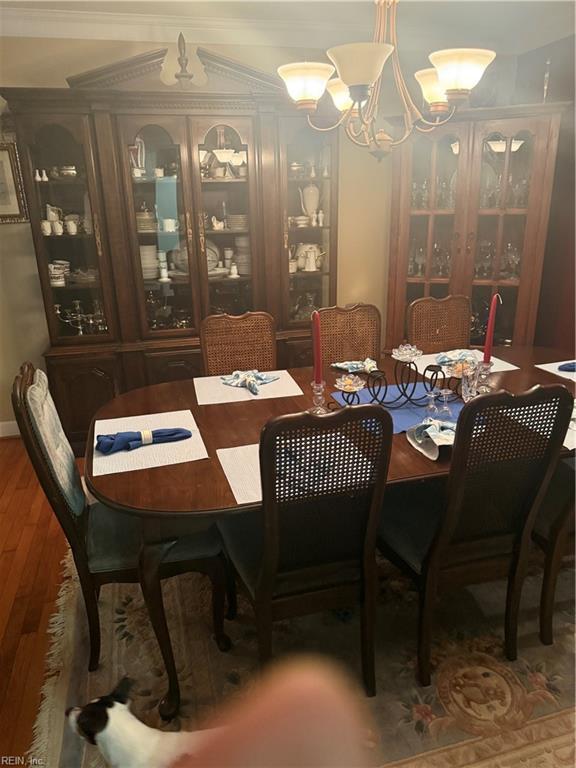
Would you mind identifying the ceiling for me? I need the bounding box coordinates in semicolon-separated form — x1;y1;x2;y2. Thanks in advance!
0;1;574;55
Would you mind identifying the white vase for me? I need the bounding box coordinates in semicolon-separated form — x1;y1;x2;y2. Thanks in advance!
299;184;320;217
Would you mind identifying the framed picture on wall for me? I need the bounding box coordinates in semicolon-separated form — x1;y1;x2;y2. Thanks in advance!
0;142;28;223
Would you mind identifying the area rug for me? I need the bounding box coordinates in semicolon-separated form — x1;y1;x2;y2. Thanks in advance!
30;551;575;768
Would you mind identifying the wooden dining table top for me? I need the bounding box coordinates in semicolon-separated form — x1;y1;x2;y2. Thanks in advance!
85;346;575;518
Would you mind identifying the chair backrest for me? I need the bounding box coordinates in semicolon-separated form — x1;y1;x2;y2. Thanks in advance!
257;405;393;599
406;295;471;353
430;385;573;571
200;311;277;376
317;304;381;363
12;362;88;559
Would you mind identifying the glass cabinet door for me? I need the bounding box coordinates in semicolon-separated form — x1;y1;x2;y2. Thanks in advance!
190;119;258;317
466;118;545;346
118;116;199;337
280;118;337;327
22;116;115;342
403;126;469;310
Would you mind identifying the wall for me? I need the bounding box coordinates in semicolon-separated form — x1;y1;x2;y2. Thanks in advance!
0;38;392;428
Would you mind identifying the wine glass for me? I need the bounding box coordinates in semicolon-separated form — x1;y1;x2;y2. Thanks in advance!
423;391;439;423
438;389;454;420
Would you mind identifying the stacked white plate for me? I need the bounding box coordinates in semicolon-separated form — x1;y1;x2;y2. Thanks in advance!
227;214;248;231
234;235;251;276
140;245;159;279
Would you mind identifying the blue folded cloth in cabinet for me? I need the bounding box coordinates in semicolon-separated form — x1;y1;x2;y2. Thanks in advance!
96;428;192;455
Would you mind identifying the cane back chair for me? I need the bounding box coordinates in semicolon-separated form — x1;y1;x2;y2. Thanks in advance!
378;384;573;686
406;295;471;353
532;456;575;645
12;362;231;719
218;404;393;695
200;311;276;376
316;304;381;364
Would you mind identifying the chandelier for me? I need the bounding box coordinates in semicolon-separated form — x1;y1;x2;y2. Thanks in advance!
277;0;495;158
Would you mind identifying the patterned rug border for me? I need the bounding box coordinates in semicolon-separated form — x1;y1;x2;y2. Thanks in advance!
30;549;575;768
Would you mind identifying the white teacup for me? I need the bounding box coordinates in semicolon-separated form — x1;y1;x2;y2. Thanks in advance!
51;220;64;236
65;220;78;235
132;168;143;179
41;220;52;236
229;264;239;278
162;218;179;232
154;168;165;178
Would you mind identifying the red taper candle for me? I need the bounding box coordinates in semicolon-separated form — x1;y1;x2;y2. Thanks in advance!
312;310;323;384
483;293;502;363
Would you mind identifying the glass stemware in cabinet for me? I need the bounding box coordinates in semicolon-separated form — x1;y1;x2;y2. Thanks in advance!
128;123;194;332
30;123;110;338
198;124;254;316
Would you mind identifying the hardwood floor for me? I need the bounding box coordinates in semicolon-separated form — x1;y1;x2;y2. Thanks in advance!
0;437;67;759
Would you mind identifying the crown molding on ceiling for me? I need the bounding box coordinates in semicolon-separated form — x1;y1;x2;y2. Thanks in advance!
0;7;369;48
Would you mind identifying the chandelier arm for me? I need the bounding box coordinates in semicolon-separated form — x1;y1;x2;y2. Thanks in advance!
389;122;416;147
307;105;354;133
388;0;425;126
416;106;457;128
345;122;371;148
346;116;371;140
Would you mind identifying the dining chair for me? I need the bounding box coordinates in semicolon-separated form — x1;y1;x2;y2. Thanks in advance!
200;311;276;376
218;404;393;696
316;304;381;364
377;384;573;686
406;295;471;353
532;456;575;645
12;362;232;719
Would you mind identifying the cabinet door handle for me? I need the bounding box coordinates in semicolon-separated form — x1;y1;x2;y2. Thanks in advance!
283;209;289;251
92;367;107;378
93;212;103;259
197;212;206;255
465;231;476;254
452;231;461;255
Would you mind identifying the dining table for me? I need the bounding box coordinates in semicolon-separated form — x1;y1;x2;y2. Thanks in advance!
84;344;575;717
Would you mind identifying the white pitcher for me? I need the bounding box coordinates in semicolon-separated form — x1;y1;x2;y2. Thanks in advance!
299;183;320;217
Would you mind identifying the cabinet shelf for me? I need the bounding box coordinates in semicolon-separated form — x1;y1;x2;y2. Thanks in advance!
206;229;249;235
201;177;247;184
472;279;520;286
406;277;451;284
132;177;178;184
288;176;331;183
36;178;85;186
43;233;93;239
51;282;101;290
289;226;330;233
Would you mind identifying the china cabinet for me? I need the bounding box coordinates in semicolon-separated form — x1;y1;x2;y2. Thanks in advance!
1;53;338;450
385;104;565;349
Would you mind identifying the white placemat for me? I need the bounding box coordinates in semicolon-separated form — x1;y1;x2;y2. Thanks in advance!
93;410;207;476
217;444;261;504
535;360;576;382
413;349;519;378
194;370;303;405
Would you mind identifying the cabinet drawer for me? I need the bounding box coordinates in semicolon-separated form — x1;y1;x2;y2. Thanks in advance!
46;354;123;454
144;350;203;385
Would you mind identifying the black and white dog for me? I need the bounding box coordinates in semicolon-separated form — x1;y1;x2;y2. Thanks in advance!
66;678;221;768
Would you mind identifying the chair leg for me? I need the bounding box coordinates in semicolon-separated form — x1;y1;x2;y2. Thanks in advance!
360;577;376;697
256;608;273;665
207;556;232;652
139;541;180;721
79;574;101;672
505;558;527;661
539;540;565;646
224;558;238;621
417;579;435;687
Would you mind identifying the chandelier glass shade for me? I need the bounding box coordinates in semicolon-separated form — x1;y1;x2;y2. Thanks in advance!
277;0;495;156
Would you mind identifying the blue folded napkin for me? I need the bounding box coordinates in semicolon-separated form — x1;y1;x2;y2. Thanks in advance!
435;349;477;366
96;428;192;455
414;419;456;446
331;358;378;373
221;370;280;395
558;362;576;372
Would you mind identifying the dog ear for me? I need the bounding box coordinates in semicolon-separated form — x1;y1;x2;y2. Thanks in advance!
111;677;134;704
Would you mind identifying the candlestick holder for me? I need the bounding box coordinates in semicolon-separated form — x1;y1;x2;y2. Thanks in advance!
309;380;329;415
476;361;494;393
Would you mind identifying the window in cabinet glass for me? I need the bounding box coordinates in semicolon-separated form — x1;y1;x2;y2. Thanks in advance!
479;132;507;209
506;131;533;209
286;128;332;323
129;124;194;332
197;124;253;316
30;124;109;338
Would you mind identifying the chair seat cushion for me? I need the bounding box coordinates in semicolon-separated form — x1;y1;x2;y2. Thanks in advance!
87;503;222;574
533;458;575;541
378;479;445;574
218;511;360;598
